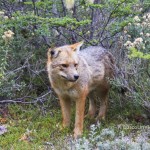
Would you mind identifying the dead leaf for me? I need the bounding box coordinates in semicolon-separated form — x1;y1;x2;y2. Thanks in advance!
0;118;7;124
20;134;28;142
19;129;33;142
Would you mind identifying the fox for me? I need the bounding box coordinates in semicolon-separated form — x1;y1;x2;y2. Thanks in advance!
47;41;115;138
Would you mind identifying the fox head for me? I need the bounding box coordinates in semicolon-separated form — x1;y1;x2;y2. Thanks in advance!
47;41;83;82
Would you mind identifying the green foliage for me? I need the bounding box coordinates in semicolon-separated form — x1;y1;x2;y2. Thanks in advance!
89;4;103;8
129;47;150;59
123;13;150;59
24;1;53;7
11;13;91;28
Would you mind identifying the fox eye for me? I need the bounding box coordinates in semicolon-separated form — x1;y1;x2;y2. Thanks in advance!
61;64;68;68
74;64;78;67
50;50;55;56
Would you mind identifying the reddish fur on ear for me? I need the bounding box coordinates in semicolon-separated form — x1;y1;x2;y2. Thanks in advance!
70;41;84;52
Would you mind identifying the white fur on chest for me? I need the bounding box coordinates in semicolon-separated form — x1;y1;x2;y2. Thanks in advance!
55;87;79;100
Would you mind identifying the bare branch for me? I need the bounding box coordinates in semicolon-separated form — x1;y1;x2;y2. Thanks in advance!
0;91;53;104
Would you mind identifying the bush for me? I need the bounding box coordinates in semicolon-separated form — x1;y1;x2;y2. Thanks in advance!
72;123;150;150
0;0;140;101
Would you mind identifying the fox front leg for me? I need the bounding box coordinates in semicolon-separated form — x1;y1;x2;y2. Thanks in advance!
59;96;71;128
74;91;88;138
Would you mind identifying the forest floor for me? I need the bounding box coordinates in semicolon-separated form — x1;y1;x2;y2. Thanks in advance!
0;100;150;150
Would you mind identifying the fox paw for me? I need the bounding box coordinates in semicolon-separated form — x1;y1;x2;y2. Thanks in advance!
73;128;82;139
85;112;95;119
96;115;105;122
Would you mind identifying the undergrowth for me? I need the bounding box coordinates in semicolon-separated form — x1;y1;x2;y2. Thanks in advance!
0;100;149;150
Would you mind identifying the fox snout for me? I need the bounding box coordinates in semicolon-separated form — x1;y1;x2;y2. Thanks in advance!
61;73;79;82
69;74;79;82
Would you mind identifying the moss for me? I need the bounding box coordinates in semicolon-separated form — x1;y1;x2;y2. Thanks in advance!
0;104;69;149
0;99;149;149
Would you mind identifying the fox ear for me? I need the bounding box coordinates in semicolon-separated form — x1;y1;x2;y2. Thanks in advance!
48;48;61;58
70;41;84;52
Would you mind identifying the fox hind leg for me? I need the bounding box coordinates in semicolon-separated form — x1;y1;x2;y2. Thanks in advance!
96;85;109;121
97;97;108;121
88;99;96;118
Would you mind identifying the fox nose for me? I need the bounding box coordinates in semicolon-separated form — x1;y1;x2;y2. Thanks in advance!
74;75;79;80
